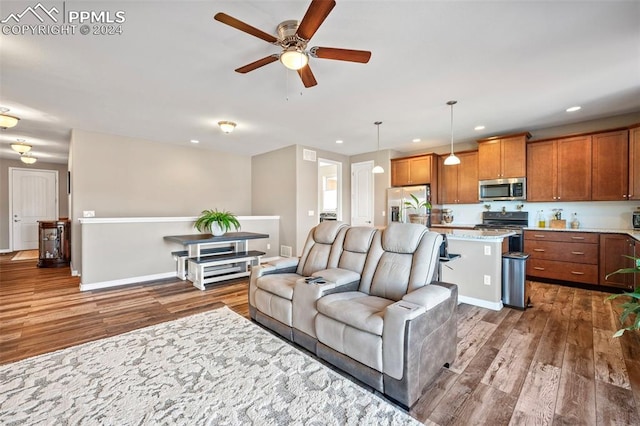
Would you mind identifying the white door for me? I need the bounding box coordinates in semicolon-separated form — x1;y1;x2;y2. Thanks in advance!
351;161;374;226
10;168;58;251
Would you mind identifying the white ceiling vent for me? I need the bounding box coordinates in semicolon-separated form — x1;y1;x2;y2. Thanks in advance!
303;149;316;162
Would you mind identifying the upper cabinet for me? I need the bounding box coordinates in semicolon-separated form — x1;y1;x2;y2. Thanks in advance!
527;136;592;202
592;130;629;201
391;154;437;187
477;132;530;180
629;124;640;200
438;151;478;204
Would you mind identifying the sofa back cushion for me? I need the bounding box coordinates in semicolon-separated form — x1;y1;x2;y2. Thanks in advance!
359;223;442;301
335;226;377;274
297;221;349;276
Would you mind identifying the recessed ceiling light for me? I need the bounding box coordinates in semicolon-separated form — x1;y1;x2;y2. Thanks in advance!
474;125;485;131
190;139;199;144
566;106;581;112
335;140;343;144
412;138;421;143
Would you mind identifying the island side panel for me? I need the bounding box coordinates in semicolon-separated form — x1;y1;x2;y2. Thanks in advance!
441;237;504;310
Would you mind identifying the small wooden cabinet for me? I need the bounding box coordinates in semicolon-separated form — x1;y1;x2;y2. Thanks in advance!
438;150;478;204
38;220;71;268
600;233;635;290
527;136;592;202
391;154;436;186
524;230;599;284
629;124;640;200
477;132;530;180
592;130;629;201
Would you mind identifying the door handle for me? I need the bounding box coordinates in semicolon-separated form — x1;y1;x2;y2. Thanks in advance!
14;219;21;222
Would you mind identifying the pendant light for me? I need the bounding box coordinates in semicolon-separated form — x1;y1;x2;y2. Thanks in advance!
372;121;384;174
443;100;461;166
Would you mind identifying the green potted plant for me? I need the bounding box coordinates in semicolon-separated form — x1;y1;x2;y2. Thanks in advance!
403;194;431;226
605;255;640;337
194;209;240;236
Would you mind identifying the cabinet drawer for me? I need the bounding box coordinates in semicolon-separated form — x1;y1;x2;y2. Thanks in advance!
524;230;599;244
524;240;598;264
526;258;598;284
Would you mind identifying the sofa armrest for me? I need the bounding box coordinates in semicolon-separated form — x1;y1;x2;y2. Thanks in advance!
402;283;453;310
292;278;359;339
383;301;427;380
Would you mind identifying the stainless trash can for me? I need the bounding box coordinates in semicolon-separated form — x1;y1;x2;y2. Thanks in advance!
502;252;530;309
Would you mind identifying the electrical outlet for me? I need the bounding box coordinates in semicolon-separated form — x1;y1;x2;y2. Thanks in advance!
308;210;314;216
484;245;491;255
484;275;491;285
382;211;386;216
267;243;271;250
83;210;95;218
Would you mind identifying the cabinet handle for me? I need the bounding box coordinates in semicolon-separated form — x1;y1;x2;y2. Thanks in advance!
534;248;545;252
534;234;545;238
570;271;585;275
570;236;585;240
571;251;585;255
533;267;545;271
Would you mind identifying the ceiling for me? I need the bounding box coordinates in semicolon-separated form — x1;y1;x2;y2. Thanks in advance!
1;0;639;165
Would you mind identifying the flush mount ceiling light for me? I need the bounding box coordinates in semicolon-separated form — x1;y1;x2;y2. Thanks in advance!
372;121;384;174
0;108;20;129
566;106;581;112
218;121;236;134
474;125;485;131
443;100;461;166
11;139;32;154
280;46;309;71
20;153;37;164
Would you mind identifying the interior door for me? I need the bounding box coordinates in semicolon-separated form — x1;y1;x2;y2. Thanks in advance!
351;161;374;226
10;168;58;251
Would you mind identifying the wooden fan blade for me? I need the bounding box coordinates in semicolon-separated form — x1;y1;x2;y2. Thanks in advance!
297;65;318;88
214;12;278;43
297;0;336;41
235;55;279;74
311;47;371;63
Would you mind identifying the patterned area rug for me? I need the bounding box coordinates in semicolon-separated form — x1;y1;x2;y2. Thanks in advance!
10;250;39;261
0;306;420;425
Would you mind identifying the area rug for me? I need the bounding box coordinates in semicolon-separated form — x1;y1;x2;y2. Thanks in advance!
10;249;39;261
0;306;421;425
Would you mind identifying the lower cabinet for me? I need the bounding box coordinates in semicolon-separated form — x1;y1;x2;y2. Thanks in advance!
524;231;599;284
600;233;635;290
524;230;638;289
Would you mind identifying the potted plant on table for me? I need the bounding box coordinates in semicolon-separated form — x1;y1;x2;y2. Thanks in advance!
403;194;431;227
194;209;240;236
605;256;640;337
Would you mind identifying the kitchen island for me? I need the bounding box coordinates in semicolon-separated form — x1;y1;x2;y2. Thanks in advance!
439;229;515;311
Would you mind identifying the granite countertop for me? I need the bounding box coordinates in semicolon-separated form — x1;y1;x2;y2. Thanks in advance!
440;229;515;241
524;227;640;241
430;223;477;229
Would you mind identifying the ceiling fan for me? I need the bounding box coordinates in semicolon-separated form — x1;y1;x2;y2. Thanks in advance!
214;0;371;88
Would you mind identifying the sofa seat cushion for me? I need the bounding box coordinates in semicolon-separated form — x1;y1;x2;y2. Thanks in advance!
255;273;301;300
316;292;394;336
312;268;360;286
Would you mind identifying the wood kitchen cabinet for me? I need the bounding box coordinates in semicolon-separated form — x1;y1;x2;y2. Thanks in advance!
438;150;478;204
525;230;599;285
629;124;640;200
477;132;530;180
391;154;436;186
527;135;592;202
592;130;629;201
600;233;635;290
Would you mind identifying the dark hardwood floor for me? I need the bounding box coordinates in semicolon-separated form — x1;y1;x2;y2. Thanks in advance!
1;252;639;425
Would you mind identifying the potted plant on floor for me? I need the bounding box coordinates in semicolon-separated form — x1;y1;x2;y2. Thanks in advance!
194;209;240;236
605;256;640;337
404;194;431;227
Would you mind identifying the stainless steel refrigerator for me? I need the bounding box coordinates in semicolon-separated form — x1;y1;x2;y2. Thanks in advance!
387;185;431;225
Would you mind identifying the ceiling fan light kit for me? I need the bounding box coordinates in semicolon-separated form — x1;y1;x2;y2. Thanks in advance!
214;0;371;88
0;108;20;129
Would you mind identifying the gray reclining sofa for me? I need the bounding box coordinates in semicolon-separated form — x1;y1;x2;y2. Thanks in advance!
249;221;458;408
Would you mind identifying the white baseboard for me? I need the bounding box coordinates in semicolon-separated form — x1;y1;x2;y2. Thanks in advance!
0;248;12;254
458;295;503;311
80;271;175;291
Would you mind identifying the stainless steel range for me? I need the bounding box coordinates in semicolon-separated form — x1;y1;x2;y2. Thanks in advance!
475;210;529;252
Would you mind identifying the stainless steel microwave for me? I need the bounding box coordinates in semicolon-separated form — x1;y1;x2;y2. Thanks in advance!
478;178;526;201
